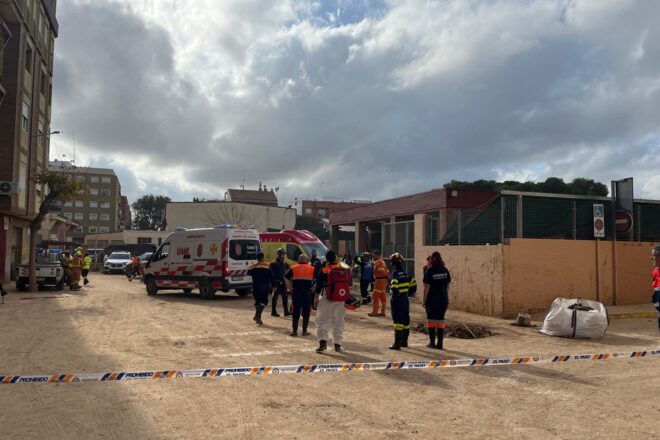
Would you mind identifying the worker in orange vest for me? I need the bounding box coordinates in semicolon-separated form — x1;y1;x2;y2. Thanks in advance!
368;250;389;317
285;254;316;337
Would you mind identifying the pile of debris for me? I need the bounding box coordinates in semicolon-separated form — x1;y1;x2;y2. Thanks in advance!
411;321;492;339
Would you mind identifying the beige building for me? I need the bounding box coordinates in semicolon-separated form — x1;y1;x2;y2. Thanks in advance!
49;162;124;241
0;0;58;282
164;201;296;233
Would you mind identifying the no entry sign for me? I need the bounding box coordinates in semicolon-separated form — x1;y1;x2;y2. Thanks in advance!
615;210;633;234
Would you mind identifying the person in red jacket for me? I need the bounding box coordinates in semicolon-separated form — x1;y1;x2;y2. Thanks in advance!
650;246;660;331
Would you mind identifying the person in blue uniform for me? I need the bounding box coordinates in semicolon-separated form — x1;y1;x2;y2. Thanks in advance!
388;253;416;350
248;252;273;325
423;251;451;349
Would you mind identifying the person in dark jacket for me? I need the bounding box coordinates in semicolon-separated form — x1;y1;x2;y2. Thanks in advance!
270;248;291;317
309;249;323;310
355;251;374;304
248;252;273;325
423;251;451;349
285;254;315;336
388;253;416;350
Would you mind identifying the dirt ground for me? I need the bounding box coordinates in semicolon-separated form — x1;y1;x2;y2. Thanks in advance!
0;274;658;439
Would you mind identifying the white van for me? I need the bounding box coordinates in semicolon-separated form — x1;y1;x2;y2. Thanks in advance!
143;225;260;299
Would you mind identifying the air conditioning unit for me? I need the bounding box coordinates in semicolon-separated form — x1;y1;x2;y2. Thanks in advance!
0;181;19;195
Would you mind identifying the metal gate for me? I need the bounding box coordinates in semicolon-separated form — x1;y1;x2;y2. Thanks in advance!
381;220;415;277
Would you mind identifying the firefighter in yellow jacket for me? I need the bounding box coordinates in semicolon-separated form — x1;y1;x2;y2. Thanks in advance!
69;251;83;291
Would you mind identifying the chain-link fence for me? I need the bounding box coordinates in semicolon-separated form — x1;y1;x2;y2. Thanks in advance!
382;220;415;274
424;195;658;245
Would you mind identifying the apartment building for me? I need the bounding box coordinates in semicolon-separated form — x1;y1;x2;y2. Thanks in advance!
0;0;58;282
49;162;124;241
301;199;371;220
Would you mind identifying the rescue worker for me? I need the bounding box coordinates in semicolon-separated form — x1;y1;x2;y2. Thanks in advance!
309;249;323;309
368;250;389;317
128;254;140;281
423;251;452;349
60;251;72;288
69;251;83;291
650;246;660;331
82;252;92;285
270;248;291;317
248;252;273;325
355;251;374;304
388;253;417;350
315;250;351;352
285;254;315;336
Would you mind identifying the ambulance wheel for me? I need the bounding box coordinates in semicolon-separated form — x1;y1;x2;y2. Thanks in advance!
236;288;251;297
145;277;158;296
182;288;193;294
199;279;215;299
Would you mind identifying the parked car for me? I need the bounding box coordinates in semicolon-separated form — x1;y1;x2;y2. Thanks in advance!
15;253;65;291
103;251;133;274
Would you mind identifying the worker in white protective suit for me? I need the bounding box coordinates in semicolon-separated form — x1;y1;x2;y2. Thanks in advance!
314;250;351;352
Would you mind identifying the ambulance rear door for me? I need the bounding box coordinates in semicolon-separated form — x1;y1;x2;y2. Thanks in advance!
226;228;260;287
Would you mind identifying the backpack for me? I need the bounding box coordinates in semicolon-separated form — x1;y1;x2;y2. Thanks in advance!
325;265;351;302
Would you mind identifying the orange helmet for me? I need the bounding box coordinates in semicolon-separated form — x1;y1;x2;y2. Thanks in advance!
389;252;404;264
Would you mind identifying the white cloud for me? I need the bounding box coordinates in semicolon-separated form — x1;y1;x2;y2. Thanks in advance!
51;0;660;205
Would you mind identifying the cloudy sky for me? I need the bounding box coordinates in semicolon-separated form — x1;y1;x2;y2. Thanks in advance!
50;0;660;206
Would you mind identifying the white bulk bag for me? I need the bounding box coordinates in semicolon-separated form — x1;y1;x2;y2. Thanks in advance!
540;298;609;339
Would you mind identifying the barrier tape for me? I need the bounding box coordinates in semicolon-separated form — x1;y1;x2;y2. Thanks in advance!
1;349;658;384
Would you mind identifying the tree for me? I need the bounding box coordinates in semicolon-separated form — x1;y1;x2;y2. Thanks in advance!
28;168;86;292
131;195;172;230
444;177;608;196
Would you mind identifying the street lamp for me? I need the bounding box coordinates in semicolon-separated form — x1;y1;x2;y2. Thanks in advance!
31;130;62;139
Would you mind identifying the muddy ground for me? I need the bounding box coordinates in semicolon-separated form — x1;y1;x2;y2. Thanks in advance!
0;274;658;439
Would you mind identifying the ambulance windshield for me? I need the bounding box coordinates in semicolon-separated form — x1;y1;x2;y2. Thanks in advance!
229;240;260;260
301;243;327;260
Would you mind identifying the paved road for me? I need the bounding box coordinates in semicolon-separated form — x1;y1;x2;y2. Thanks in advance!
0;274;658;439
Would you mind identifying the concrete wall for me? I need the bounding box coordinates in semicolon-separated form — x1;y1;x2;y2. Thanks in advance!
165;202;296;233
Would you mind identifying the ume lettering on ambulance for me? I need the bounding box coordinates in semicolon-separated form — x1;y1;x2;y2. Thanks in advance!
285;254;315;337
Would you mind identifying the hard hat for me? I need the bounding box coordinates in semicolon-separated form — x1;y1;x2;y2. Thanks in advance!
76;251;82;256
345;295;362;311
298;254;309;263
389;252;404;263
276;248;286;255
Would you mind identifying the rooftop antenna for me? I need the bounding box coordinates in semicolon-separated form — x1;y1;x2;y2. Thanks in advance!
241;170;246;190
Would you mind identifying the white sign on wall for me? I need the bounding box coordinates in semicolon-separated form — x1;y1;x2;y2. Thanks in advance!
593;204;605;238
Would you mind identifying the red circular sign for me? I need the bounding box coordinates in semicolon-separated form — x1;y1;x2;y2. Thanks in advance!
594;218;604;231
615;210;633;233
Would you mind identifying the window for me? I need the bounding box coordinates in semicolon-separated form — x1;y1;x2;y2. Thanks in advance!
153;243;170;261
90;176;99;183
40;70;46;95
99;227;110;233
74;213;83;220
286;244;303;262
25;45;32;73
22;101;29;131
63;212;72;219
75;200;84;208
89;201;98;208
317;208;328;218
75;175;86;182
89;213;97;221
229;240;260;261
100;201;110;209
304;208;313;215
74;226;83;233
137;237;152;244
64;201;73;207
88;226;98;233
424;212;440;245
37;121;44;162
89;188;98;195
100;189;111;197
100;213;110;221
101;177;111;184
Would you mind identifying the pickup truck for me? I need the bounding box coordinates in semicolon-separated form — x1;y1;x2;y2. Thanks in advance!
15;253;65;291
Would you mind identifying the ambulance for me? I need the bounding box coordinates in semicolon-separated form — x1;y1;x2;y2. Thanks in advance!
143;225;260;299
259;230;328;266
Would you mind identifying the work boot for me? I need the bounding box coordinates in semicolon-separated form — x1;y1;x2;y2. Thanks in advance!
316;340;327;352
302;315;310;336
271;309;280;317
334;344;342;352
436;328;445;350
290;316;299;336
426;328;436;348
389;330;402;350
283;296;291;316
255;305;264;325
401;329;409;348
84;278;89;285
